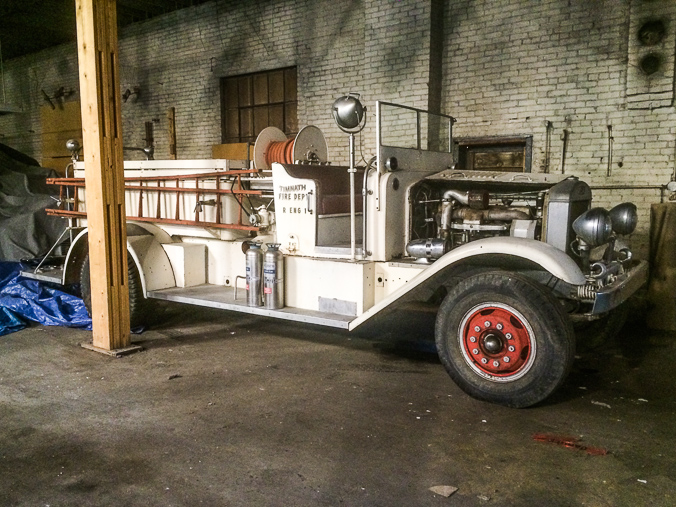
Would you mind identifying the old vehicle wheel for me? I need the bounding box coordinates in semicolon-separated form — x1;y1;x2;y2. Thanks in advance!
80;253;148;330
435;272;575;408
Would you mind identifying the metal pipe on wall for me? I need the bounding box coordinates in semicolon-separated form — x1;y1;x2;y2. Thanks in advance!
590;184;667;203
544;121;553;173
607;125;614;177
560;129;569;174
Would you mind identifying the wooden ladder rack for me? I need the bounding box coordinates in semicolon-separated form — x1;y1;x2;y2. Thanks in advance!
47;169;263;232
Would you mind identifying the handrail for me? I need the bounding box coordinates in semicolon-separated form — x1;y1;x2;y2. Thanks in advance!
376;100;456;121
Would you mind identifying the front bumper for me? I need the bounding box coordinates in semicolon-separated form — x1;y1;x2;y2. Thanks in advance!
590;260;648;314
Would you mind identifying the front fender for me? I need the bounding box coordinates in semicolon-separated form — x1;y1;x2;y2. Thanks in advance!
433;237;586;285
348;237;585;331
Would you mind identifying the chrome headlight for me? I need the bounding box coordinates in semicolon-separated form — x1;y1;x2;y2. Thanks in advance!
609;202;638;235
573;208;613;246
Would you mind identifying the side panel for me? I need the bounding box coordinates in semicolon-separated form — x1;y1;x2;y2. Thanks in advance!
271;164;318;255
368;171;434;262
161;243;206;287
285;256;375;316
179;236;248;287
374;262;428;303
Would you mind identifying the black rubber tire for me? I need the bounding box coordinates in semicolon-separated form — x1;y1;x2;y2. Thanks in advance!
435;271;575;408
80;253;148;330
574;306;628;352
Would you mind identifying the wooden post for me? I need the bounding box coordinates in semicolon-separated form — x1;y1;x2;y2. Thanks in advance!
168;107;177;160
75;0;134;352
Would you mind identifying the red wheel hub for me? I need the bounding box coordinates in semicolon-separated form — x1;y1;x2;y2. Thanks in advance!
459;304;535;381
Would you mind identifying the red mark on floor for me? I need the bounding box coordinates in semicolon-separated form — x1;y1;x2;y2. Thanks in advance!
532;433;608;456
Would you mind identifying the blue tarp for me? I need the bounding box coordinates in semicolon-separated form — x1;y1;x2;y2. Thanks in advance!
0;262;92;337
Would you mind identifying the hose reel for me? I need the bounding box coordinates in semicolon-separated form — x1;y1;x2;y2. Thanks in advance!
253;125;329;170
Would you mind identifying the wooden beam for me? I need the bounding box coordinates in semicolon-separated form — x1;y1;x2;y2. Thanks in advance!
75;0;131;351
168;107;177;160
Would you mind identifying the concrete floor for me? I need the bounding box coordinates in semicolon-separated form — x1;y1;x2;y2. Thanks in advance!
1;301;674;506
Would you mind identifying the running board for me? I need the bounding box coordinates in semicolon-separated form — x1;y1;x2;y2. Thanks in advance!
147;284;354;329
20;267;64;284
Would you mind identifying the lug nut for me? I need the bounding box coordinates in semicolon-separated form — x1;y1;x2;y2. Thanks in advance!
470;336;477;343
496;323;503;330
506;333;512;339
481;358;488;364
503;356;510;363
484;321;491;327
472;348;479;355
508;345;515;352
474;326;481;332
493;361;499;367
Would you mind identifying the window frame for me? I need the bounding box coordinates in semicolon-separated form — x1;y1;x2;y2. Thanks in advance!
454;135;533;173
220;66;298;144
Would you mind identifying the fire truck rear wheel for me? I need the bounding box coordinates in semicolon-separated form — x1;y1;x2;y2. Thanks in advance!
79;253;148;331
435;271;575;408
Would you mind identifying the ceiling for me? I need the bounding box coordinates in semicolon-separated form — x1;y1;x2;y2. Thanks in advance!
0;0;212;62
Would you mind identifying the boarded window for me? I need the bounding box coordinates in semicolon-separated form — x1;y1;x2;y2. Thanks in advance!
455;137;532;173
220;67;298;143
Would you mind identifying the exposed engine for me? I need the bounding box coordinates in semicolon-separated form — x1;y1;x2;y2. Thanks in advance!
408;184;542;258
405;170;640;306
406;171;591;261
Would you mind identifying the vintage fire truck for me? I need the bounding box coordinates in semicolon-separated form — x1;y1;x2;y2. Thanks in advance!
30;96;647;407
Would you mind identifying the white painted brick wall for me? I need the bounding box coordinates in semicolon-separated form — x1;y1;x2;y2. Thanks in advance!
0;0;430;167
442;0;676;253
0;43;80;157
0;0;672;255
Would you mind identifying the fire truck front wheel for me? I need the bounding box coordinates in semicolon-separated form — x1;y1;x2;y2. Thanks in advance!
79;253;148;331
435;271;575;408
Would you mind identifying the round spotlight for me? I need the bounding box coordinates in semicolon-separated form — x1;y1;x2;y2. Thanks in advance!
573;208;613;246
609;202;638;235
65;139;81;152
332;93;366;133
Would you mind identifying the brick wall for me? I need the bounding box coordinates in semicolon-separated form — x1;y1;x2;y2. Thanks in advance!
0;0;432;166
0;0;673;251
0;43;80;157
442;0;676;252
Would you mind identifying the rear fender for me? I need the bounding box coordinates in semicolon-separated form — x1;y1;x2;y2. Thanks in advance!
62;222;176;294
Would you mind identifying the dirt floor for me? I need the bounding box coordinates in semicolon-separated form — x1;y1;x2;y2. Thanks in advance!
1;301;674;506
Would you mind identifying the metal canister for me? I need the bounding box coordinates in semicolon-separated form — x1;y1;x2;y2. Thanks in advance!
263;243;285;309
246;242;263;306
